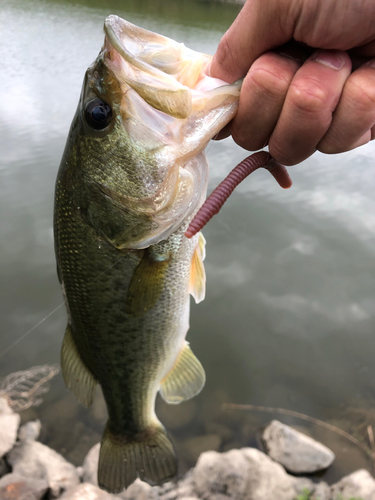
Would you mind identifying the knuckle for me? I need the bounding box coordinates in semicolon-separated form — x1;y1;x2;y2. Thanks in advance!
346;74;375;113
214;32;241;81
231;127;255;151
247;66;291;100
318;140;341;154
231;122;266;151
289;78;330;115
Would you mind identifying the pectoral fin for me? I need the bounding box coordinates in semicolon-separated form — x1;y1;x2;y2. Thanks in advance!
160;342;205;404
61;325;97;407
189;232;206;304
126;251;169;316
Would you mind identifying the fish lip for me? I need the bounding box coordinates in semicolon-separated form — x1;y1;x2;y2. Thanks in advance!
103;16;136;68
104;15;160;78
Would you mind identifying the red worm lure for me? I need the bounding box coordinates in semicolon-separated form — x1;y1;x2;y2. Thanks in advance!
185;151;292;238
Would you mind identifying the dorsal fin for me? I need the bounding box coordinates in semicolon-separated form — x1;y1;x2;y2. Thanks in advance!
189;232;206;304
160;342;205;404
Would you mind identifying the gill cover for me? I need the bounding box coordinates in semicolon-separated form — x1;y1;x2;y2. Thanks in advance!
83;16;241;249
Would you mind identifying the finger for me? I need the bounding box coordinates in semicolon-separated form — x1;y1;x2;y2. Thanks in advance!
230;51;302;151
268;50;352;165
318;60;375;153
214;121;232;141
209;0;294;83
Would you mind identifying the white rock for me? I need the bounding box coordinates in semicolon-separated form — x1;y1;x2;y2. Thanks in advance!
193;447;298;500
7;440;80;497
60;482;122;499
83;442;100;485
312;482;331;500
162;473;195;500
76;465;84;480
330;469;375;500
0;472;48;500
289;476;315;496
18;420;41;442
262;420;335;473
120;478;157;500
0;412;20;457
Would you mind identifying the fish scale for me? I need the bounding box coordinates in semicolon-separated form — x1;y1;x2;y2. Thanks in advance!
56;172;198;429
54;14;240;493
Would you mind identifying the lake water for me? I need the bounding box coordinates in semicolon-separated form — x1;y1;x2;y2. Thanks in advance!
1;0;375;485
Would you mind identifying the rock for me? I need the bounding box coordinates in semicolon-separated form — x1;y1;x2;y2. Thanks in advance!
76;466;84;480
120;478;158;500
7;440;80;497
82;442;100;485
193;447;298;500
154;473;197;500
60;482;122;499
18;420;41;442
0;399;20;457
329;469;375;500
290;476;315;497
262;420;335;473
0;472;48;500
288;478;330;500
312;482;330;500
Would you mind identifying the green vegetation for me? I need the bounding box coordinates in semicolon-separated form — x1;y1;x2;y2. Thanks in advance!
295;489;312;500
294;490;364;500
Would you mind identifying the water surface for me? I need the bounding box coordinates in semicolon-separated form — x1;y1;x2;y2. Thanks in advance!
1;0;375;483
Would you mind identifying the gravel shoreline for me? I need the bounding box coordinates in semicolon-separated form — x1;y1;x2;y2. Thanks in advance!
1;396;374;500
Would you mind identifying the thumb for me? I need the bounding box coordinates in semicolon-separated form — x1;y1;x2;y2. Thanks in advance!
209;0;295;82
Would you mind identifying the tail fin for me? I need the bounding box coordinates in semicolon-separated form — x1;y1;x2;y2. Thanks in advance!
98;422;177;493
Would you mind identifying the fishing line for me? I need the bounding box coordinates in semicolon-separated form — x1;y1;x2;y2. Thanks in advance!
0;254;126;359
0;304;65;360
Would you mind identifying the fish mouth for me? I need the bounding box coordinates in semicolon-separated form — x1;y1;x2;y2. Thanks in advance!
103;15;210;119
100;16;241;248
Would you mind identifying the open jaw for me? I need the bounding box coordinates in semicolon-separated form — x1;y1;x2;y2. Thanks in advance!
100;16;242;248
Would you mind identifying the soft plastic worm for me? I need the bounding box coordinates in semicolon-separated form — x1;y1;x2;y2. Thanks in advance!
185;151;292;238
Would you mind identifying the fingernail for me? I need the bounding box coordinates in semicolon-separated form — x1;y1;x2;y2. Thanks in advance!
205;61;212;77
311;50;345;70
365;59;375;69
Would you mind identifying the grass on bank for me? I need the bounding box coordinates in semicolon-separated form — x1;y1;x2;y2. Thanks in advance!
295;490;364;500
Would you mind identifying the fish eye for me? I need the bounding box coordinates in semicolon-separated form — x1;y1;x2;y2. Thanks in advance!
84;98;112;130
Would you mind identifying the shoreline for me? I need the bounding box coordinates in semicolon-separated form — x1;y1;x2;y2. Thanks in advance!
1;396;374;500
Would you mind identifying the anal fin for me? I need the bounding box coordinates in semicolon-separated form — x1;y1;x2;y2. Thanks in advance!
61;325;97;407
160;342;205;404
189;232;206;304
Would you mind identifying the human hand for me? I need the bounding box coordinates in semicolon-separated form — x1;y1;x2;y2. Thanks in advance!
210;0;375;165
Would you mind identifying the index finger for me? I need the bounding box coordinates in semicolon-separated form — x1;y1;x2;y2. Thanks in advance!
209;0;294;82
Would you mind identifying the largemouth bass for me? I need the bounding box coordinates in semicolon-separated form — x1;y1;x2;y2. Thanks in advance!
54;15;240;493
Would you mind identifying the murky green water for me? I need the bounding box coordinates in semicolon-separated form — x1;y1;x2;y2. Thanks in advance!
2;0;375;484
